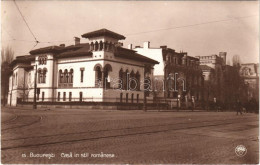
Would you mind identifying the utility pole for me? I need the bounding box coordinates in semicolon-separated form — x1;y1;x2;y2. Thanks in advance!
33;64;37;109
143;64;149;112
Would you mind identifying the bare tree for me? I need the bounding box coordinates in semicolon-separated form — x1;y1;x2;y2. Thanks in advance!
1;46;14;106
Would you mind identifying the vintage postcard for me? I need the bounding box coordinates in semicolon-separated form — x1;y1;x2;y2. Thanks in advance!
1;0;259;164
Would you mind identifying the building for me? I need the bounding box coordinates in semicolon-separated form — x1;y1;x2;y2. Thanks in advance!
7;29;159;107
240;63;259;102
196;53;226;107
133;42;204;108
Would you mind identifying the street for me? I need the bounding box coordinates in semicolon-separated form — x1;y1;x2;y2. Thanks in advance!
1;107;259;164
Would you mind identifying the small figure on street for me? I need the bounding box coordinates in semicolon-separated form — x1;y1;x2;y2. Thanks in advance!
236;99;243;115
191;96;195;112
213;97;217;111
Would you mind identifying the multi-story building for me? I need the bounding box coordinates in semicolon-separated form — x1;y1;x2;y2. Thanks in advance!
240;63;259;102
7;29;159;107
196;53;226;107
133;42;204;108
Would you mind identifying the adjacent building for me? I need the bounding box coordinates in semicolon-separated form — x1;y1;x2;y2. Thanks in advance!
7;29;159;107
240;63;259;102
196;53;226;107
133;42;204;108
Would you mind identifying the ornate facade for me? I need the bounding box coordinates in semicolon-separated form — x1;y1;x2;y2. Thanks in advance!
7;29;158;106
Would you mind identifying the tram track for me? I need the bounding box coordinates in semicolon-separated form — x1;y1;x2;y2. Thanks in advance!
1;115;43;131
1;116;256;151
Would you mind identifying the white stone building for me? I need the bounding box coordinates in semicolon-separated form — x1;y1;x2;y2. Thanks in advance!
7;29;158;107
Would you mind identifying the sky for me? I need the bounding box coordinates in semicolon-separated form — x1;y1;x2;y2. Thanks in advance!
1;1;259;64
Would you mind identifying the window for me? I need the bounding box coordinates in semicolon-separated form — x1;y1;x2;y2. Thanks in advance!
79;92;83;102
42;92;44;101
126;93;128;103
59;70;63;83
137;94;139;103
131;93;134;103
69;92;72;101
63;92;66;101
69;69;73;83
57;92;60;101
119;69;124;89
95;66;102;87
80;68;84;83
120;93;123;102
42;69;47;83
136;72;140;91
64;69;68;83
39;55;47;65
38;68;47;84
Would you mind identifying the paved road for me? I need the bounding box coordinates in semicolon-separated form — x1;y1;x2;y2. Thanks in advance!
1;107;259;164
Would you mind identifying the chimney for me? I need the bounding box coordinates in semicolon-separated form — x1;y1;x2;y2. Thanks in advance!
160;45;167;49
144;41;150;49
128;44;133;49
59;44;65;47
74;37;80;45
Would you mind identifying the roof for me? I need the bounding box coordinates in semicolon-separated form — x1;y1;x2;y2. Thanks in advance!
115;47;159;64
82;28;126;40
199;65;213;71
10;55;35;67
29;46;63;55
55;43;93;58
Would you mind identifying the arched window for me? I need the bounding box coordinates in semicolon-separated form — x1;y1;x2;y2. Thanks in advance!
123;69;128;90
99;41;103;51
135;71;140;91
104;64;112;88
38;69;42;83
59;70;63;83
64;69;68;83
119;69;124;89
94;65;102;87
94;41;99;51
42;68;47;83
108;42;112;51
90;42;94;51
44;57;47;64
130;70;136;90
104;41;108;51
69;69;73;83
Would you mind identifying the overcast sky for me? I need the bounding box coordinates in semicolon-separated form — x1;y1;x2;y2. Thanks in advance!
1;1;259;64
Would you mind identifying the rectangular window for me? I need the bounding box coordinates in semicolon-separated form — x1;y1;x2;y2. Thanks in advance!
120;93;123;103
131;93;134;103
137;94;139;103
79;92;83;102
69;92;72;101
80;68;84;83
37;94;39;100
126;93;128;103
57;92;60;101
42;92;44;101
63;92;66;101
